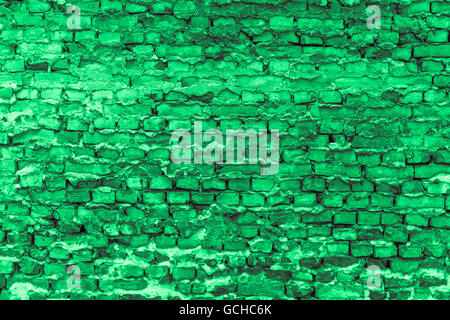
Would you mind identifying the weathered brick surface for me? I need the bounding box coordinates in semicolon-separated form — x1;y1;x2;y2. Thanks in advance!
0;0;449;300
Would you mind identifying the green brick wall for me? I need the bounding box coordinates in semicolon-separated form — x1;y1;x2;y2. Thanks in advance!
0;0;449;300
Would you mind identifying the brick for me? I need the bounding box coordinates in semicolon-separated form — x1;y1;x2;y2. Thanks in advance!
315;285;363;300
397;196;445;209
350;243;373;257
0;0;448;301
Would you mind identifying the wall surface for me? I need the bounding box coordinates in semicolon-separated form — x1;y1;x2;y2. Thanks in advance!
0;0;449;300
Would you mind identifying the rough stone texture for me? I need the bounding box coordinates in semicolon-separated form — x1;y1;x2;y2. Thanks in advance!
0;0;449;300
